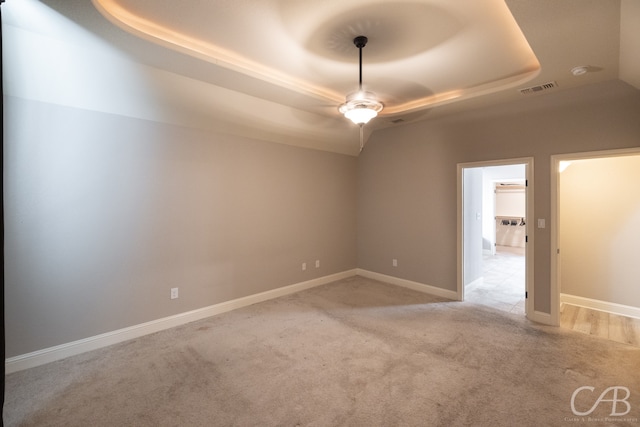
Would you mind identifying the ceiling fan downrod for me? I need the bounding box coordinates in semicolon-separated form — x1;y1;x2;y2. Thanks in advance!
354;35;368;91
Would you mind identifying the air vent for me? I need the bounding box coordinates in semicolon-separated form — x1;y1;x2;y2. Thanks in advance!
519;81;558;95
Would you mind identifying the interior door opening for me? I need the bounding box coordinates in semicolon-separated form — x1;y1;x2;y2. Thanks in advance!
552;148;640;333
458;159;533;318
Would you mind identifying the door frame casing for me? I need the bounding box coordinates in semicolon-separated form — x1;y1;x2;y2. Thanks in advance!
457;157;534;319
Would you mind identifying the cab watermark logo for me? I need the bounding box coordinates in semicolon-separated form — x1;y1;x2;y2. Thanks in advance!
570;386;631;417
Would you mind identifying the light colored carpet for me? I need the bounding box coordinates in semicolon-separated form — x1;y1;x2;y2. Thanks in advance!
4;276;640;426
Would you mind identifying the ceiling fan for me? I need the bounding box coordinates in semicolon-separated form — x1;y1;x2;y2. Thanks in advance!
338;36;384;151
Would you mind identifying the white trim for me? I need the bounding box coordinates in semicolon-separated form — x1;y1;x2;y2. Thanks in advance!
525;159;535;319
456;157;535;320
529;310;554;325
356;269;459;301
550;155;560;327
561;294;640;320
551;147;640;329
456;163;464;302
5;269;357;374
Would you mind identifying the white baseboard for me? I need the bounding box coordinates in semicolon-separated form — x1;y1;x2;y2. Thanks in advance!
529;310;556;326
5;269;357;374
465;277;483;289
560;293;640;320
356;269;459;301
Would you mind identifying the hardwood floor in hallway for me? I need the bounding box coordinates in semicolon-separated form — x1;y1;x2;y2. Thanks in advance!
560;303;640;348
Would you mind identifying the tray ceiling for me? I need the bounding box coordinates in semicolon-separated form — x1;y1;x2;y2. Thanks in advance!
3;0;636;155
93;0;541;116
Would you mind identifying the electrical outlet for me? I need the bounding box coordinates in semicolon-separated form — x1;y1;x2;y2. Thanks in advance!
315;260;320;268
170;287;179;299
393;259;398;267
302;262;307;271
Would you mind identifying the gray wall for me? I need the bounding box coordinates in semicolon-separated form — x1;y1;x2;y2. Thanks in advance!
3;0;359;359
4;96;357;357
358;80;640;314
559;155;640;307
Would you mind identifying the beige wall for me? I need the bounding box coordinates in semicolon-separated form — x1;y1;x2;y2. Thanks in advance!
4;96;357;357
559;155;640;307
358;80;640;314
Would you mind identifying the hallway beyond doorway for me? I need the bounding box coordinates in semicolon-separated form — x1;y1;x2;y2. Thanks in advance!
465;246;525;315
457;157;534;321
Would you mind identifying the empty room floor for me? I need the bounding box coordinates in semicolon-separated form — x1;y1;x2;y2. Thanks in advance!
4;276;640;426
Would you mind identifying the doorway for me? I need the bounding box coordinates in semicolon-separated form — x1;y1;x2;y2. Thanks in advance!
457;158;534;318
551;147;640;327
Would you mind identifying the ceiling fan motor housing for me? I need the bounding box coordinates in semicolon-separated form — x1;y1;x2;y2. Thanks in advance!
354;36;368;49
